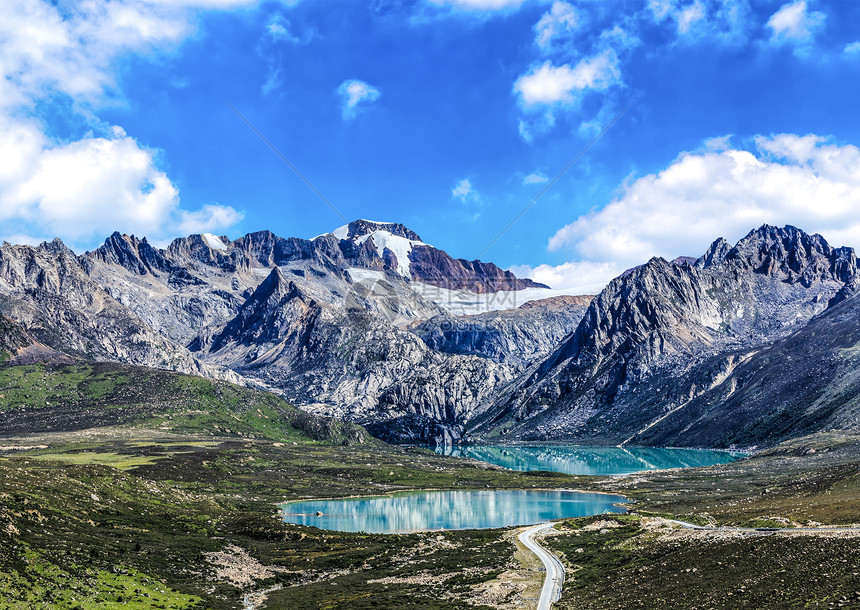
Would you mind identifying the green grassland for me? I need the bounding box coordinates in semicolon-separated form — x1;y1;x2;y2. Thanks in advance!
0;362;367;444
0;362;858;609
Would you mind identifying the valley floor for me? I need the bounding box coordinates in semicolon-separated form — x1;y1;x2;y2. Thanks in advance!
0;429;857;609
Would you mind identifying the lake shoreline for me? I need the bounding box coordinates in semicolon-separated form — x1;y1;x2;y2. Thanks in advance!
279;488;630;534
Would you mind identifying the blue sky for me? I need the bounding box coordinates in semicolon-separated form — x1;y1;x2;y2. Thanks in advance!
3;0;860;290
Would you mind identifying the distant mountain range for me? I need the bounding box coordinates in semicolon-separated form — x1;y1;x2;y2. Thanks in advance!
1;221;858;448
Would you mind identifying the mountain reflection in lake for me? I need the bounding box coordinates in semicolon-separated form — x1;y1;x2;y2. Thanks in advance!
437;444;741;476
281;489;626;533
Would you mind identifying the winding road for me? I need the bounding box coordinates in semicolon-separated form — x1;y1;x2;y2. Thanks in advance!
515;519;860;610
519;523;565;610
666;519;860;533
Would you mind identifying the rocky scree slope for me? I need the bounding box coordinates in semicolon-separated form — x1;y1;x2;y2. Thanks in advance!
194;266;518;445
0;239;233;381
415;295;592;368
472;225;860;446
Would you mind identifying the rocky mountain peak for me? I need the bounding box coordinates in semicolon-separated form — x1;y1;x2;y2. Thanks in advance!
37;237;76;258
87;232;172;276
724;224;856;285
696;237;731;268
231;231;324;269
336;220;423;242
165;233;237;267
208;267;313;352
250;266;297;303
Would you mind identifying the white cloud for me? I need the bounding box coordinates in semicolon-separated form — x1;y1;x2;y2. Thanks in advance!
532;134;860;292
513;50;621;107
425;0;525;10
648;0;675;21
647;0;751;46
0;234;44;248
677;1;706;34
510;261;621;294
451;178;480;203
267;15;300;43
177;203;245;235
534;1;578;50
0;0;253;248
599;25;641;52
265;11;313;44
336;79;382;120
766;0;824;54
517;111;556;144
0;117;242;246
513;50;622;142
0;0;208;109
261;67;283;95
843;41;860;55
523;171;549;185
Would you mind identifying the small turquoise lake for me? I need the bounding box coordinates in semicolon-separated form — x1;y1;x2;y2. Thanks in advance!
436;444;741;476
281;489;627;533
281;445;739;533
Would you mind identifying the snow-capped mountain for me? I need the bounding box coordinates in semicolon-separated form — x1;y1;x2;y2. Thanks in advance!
2;221;857;448
0;220;582;444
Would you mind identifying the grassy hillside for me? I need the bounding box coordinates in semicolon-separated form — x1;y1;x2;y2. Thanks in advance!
0;362;368;444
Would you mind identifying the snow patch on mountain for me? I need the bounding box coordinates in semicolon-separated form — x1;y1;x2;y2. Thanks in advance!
331;224;349;240
355;231;426;277
202;233;227;251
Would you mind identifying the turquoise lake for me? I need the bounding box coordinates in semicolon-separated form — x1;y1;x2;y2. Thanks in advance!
436;444;742;476
281;489;627;533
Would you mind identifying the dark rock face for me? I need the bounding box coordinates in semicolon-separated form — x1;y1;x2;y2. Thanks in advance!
408;245;548;293
416;295;592;368
344;220;422;241
231;231;335;269
87;232;173;276
209;268;318;352
717;224;857;285
474;225;860;447
0;240;234;380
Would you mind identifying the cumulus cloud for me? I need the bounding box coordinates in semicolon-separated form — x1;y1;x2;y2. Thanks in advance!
425;0;525;10
534;1;578;51
264;11;313;45
0;118;242;247
337;79;382;120
177;203;245;235
766;0;824;55
266;14;300;43
517;111;556;144
510;261;623;294
677;1;706;34
0;0;253;249
647;0;751;45
451;178;480;203
513;50;621;107
0;0;215;109
523;171;549;185
525;134;860;291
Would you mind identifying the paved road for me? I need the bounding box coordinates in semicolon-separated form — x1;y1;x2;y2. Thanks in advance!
519;523;565;610
666;519;860;533
515;519;860;610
